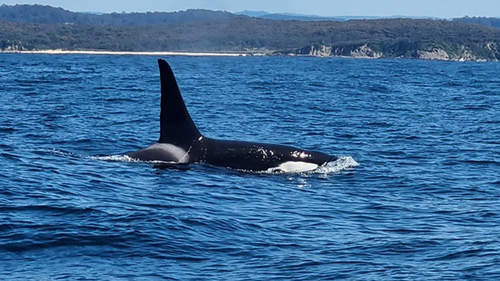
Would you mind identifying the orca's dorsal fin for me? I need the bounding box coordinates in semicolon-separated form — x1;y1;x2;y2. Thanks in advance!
157;59;201;147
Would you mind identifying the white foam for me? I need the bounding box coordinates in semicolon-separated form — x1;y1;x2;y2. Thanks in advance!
313;156;359;174
88;155;138;162
89;154;178;164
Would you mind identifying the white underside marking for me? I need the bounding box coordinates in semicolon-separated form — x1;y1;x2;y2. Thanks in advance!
269;161;319;173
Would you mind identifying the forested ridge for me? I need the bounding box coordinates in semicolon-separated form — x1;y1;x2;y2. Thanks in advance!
453;17;500;30
1;4;500;61
0;4;236;25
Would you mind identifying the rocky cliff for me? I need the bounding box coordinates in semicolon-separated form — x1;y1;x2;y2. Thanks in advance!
285;42;499;61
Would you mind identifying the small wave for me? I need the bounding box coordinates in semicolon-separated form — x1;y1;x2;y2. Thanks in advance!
39;149;80;158
1;233;130;253
43;150;143;164
0;127;16;133
460;159;500;166
0;204;103;215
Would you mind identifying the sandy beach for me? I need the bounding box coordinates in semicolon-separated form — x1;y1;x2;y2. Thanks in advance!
6;49;251;57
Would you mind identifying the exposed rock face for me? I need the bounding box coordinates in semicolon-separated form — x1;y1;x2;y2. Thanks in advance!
457;48;480;61
296;45;332;57
1;43;27;51
349;44;382;58
485;42;500;61
417;47;491;62
288;43;499;62
295;44;382;58
417;49;450;60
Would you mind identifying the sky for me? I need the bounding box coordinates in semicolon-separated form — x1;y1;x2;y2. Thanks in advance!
1;0;500;18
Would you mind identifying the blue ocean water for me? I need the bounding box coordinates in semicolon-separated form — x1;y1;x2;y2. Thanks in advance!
1;54;499;280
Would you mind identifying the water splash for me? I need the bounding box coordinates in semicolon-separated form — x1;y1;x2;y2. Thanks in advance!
313;156;359;174
88;154;138;162
259;156;359;175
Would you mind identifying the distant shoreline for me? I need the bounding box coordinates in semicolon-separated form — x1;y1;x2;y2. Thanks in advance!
1;48;492;62
2;49;252;57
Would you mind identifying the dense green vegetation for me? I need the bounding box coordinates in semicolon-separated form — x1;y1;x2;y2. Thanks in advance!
453;17;500;30
0;4;235;25
1;5;500;61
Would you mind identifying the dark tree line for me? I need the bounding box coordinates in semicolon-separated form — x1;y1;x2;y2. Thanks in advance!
453;17;500;29
0;4;236;26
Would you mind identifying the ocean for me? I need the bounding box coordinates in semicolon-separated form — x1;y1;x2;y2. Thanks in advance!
1;54;499;280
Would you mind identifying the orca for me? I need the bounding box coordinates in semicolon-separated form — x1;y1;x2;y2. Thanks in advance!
128;59;337;173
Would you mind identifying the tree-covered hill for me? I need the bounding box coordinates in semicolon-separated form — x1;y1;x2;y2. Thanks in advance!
1;5;500;61
0;4;236;26
453;17;500;30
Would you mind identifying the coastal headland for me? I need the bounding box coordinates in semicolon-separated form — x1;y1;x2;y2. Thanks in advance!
2;5;500;61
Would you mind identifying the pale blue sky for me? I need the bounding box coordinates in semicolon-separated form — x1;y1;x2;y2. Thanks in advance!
2;0;500;18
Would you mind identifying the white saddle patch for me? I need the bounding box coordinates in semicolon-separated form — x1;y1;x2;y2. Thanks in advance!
269;161;319;173
139;143;189;163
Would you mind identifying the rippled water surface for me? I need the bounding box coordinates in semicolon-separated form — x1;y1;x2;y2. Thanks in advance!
1;54;500;280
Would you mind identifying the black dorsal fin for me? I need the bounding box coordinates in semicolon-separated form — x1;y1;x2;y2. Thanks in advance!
157;59;201;147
